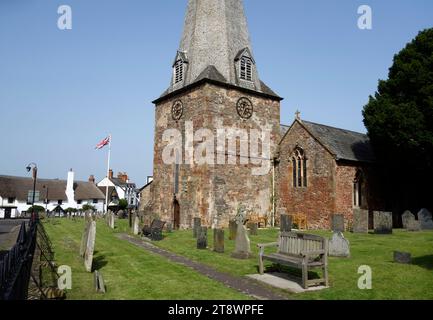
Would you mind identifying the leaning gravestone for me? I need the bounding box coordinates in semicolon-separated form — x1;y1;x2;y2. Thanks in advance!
280;214;292;232
331;214;345;233
248;222;258;236
374;211;393;234
133;214;140;235
197;227;208;250
417;208;433;230
79;221;91;258
193;218;201;238
328;232;350;258
402;211;416;229
353;208;369;233
229;220;237;240
213;229;224;253
231;209;251;259
84;221;96;272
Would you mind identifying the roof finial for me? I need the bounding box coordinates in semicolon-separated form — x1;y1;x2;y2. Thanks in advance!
295;110;301;121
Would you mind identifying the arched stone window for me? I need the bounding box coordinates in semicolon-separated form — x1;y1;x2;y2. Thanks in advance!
353;170;363;208
292;147;307;188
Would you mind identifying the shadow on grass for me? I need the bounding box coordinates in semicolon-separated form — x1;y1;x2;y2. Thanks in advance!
92;252;108;271
411;255;433;270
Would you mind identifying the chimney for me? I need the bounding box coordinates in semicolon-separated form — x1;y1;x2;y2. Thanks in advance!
117;172;128;183
109;169;113;179
65;169;77;208
89;175;95;184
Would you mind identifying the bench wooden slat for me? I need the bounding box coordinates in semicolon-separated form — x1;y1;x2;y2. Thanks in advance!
258;231;329;289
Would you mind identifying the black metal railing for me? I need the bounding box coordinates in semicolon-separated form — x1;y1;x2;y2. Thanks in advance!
0;217;38;300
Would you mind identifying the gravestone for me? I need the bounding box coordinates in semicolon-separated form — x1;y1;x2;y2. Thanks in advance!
166;222;173;233
407;219;421;232
353;208;369;233
328;232;350;258
213;229;224;253
229;220;237;240
79;221;91;258
109;212;115;229
402;211;416;229
133;215;140;235
94;270;106;293
394;251;411;264
417;208;433;230
374;211;393;234
84;221;96;272
197;227;208;250
193;218;201;238
231;209;251;259
280;214;292;232
331;214;345;233
248;222;258;236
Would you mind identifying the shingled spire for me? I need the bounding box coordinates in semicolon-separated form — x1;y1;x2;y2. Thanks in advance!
158;0;280;100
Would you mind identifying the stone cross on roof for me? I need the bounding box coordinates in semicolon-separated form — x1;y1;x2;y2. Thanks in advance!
295;110;301;120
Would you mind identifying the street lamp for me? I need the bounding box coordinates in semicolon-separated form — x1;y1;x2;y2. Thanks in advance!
26;163;38;221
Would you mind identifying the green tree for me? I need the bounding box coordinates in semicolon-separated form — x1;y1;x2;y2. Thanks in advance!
363;28;433;211
27;205;45;213
82;204;96;212
118;199;128;211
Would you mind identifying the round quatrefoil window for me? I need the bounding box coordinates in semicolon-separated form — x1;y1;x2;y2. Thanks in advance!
171;100;184;121
236;97;253;120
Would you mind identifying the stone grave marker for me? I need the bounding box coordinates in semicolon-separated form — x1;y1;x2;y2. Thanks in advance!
94;270;106;294
353;208;369;233
231;210;251;259
407;219;421;232
394;251;411;264
84;221;96;272
213;229;224;253
417;208;433;230
331;214;345;233
280;214;292;232
402;211;416;229
248;222;258;236
229;220;237;240
133;214;140;235
193;218;201;238
374;211;393;234
197;227;208;250
109;212;115;229
328;232;350;258
79;221;91;258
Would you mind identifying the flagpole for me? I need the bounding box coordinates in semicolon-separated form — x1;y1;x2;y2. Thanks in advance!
105;134;112;214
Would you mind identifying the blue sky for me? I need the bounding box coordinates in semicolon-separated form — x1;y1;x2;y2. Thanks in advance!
0;0;432;186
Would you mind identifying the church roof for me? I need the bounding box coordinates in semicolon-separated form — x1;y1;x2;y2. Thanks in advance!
0;175;105;202
155;0;282;103
281;120;376;163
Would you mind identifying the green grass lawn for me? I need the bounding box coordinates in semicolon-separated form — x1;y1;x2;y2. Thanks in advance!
44;218;433;300
147;222;433;300
42;218;248;300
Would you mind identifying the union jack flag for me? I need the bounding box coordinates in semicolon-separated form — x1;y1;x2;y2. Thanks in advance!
95;136;110;150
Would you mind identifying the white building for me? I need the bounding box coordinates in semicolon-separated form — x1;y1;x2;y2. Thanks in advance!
0;170;105;219
97;170;139;210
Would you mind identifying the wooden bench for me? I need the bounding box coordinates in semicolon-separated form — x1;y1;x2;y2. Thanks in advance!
258;232;329;289
142;219;166;241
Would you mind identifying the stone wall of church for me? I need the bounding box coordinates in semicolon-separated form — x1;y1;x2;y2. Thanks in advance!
276;121;336;230
152;82;280;228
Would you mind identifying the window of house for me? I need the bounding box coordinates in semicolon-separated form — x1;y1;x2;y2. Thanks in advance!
353;171;363;208
292;148;307;188
174;60;184;84
8;197;15;204
240;57;253;81
58;200;63;205
77;200;82;205
93;199;98;204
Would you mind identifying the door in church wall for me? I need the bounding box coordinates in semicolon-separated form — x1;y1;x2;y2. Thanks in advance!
173;199;180;230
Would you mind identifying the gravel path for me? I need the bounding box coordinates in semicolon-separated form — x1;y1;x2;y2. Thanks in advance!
117;233;289;300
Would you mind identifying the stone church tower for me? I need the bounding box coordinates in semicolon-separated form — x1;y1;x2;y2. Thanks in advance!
150;0;282;229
